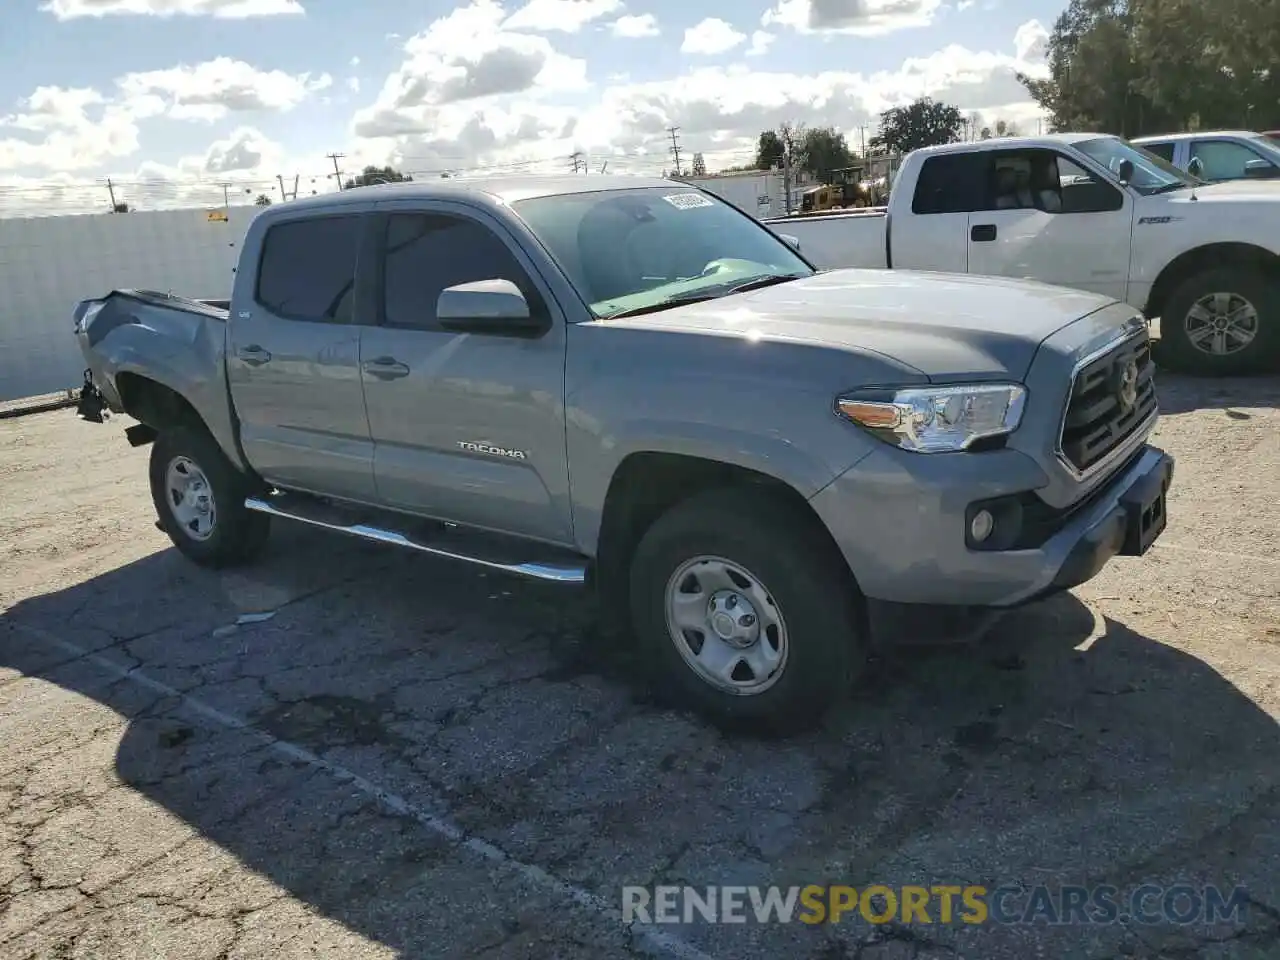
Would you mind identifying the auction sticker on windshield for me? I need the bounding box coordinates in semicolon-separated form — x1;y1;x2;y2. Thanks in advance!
662;192;714;209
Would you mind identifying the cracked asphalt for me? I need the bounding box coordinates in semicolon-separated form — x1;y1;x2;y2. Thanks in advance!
2;372;1279;960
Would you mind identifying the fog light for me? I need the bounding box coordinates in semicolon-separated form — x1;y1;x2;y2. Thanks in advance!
970;509;995;543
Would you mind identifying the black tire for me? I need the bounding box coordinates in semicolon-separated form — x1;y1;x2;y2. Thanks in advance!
149;425;270;568
628;487;864;734
1158;265;1280;376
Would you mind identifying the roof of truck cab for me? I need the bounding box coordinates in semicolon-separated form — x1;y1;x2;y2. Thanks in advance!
909;133;1111;157
1132;130;1260;143
265;174;678;214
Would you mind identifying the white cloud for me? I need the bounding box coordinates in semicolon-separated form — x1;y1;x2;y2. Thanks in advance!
611;13;659;37
503;0;622;32
763;0;942;36
117;58;331;122
351;0;587;139
347;77;361;93
1013;18;1048;63
350;56;361;67
681;18;746;55
746;30;775;56
39;0;303;18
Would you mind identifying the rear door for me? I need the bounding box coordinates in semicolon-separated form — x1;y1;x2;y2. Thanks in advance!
358;200;573;545
227;209;379;502
965;147;1133;302
891;151;985;273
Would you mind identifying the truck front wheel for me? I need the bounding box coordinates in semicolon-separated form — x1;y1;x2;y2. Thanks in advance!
628;487;863;733
149;425;270;568
1160;266;1280;375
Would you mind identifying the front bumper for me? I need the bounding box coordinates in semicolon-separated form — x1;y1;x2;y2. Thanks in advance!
809;443;1174;608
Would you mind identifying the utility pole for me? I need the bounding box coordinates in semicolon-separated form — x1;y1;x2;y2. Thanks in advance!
569;151;586;173
277;174;289;202
858;125;866;158
326;152;346;189
782;149;792;216
106;178;118;211
667;126;683;177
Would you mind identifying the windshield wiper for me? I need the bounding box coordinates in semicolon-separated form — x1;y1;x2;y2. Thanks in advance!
725;273;805;294
603;293;722;320
602;273;805;320
1148;181;1195;195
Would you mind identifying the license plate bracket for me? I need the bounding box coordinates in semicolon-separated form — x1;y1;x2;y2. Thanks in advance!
1119;456;1172;556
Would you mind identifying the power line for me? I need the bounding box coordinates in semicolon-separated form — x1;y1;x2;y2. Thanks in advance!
667;126;683;177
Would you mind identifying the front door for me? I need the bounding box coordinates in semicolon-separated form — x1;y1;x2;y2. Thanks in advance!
226;210;379;502
358;201;572;545
966;148;1133;302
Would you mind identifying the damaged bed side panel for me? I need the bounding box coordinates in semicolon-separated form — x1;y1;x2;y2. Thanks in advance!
75;290;248;472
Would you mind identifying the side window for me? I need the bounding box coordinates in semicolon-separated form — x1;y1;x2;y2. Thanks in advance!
381;213;542;329
983;149;1121;214
1141;141;1176;162
910;153;986;214
1189;140;1267;180
255;215;362;323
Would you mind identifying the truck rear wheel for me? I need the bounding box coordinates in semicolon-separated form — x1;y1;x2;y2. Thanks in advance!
628;487;863;733
149;425;270;568
1160;266;1279;375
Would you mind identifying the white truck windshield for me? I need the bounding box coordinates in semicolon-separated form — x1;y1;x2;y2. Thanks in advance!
1074;137;1200;195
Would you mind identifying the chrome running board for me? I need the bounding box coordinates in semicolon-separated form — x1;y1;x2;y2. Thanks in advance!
244;493;587;584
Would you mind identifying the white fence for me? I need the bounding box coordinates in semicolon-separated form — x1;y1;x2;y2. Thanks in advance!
0;208;249;403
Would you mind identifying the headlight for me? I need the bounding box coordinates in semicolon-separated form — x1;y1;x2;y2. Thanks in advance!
836;383;1027;453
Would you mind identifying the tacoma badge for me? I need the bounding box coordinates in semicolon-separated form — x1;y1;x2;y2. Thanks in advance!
457;441;528;460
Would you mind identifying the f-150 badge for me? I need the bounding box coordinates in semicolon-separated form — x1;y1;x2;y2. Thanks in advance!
457;441;528;460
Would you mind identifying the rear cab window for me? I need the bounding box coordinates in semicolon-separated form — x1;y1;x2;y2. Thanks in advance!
255;215;363;323
911;153;987;214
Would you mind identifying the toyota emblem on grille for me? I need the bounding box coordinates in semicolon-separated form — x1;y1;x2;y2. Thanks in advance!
1113;357;1140;413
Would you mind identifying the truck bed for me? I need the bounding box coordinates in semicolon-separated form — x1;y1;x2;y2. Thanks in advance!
764;210;888;270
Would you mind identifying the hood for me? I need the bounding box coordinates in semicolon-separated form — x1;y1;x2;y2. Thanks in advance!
1170;180;1280;202
604;268;1116;381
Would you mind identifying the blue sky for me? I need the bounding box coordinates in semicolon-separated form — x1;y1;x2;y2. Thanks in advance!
0;0;1057;210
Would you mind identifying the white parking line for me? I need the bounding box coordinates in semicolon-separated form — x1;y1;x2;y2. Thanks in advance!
10;620;718;960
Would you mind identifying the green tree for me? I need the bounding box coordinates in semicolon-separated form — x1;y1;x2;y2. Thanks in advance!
344;165;413;189
691;152;707;176
870;98;964;154
254;194;273;206
754;130;785;169
799;127;853;178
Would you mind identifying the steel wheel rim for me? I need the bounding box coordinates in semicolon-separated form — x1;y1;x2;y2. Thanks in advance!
1184;292;1259;356
663;555;789;696
165;456;216;541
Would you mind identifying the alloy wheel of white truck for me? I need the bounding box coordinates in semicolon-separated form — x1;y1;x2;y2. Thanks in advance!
148;425;271;568
629;487;862;732
1160;266;1279;375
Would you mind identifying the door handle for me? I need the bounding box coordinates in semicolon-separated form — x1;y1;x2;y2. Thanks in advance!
971;224;997;242
237;344;272;366
362;356;411;380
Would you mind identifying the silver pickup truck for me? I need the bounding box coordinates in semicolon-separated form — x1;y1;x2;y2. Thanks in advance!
73;175;1174;731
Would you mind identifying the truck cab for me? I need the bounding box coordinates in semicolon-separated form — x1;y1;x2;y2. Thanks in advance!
1131;131;1280;183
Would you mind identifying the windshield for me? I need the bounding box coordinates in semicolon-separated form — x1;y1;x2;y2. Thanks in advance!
511;187;813;318
1074;136;1200;194
1243;133;1280;162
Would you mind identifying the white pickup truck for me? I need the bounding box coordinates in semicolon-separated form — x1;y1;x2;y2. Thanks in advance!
767;133;1280;376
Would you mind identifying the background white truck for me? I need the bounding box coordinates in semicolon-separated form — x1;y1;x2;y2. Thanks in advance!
768;133;1280;376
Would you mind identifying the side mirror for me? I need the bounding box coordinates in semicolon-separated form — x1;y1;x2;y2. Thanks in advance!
1117;159;1135;184
779;233;801;251
436;279;546;337
1243;158;1277;179
1187;157;1205;178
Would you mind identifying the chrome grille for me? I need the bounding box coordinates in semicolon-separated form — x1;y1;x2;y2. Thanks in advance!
1058;331;1156;476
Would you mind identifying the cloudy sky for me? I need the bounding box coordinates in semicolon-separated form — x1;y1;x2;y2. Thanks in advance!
0;0;1054;213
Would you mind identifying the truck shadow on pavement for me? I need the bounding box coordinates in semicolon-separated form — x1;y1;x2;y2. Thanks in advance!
3;525;1279;958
